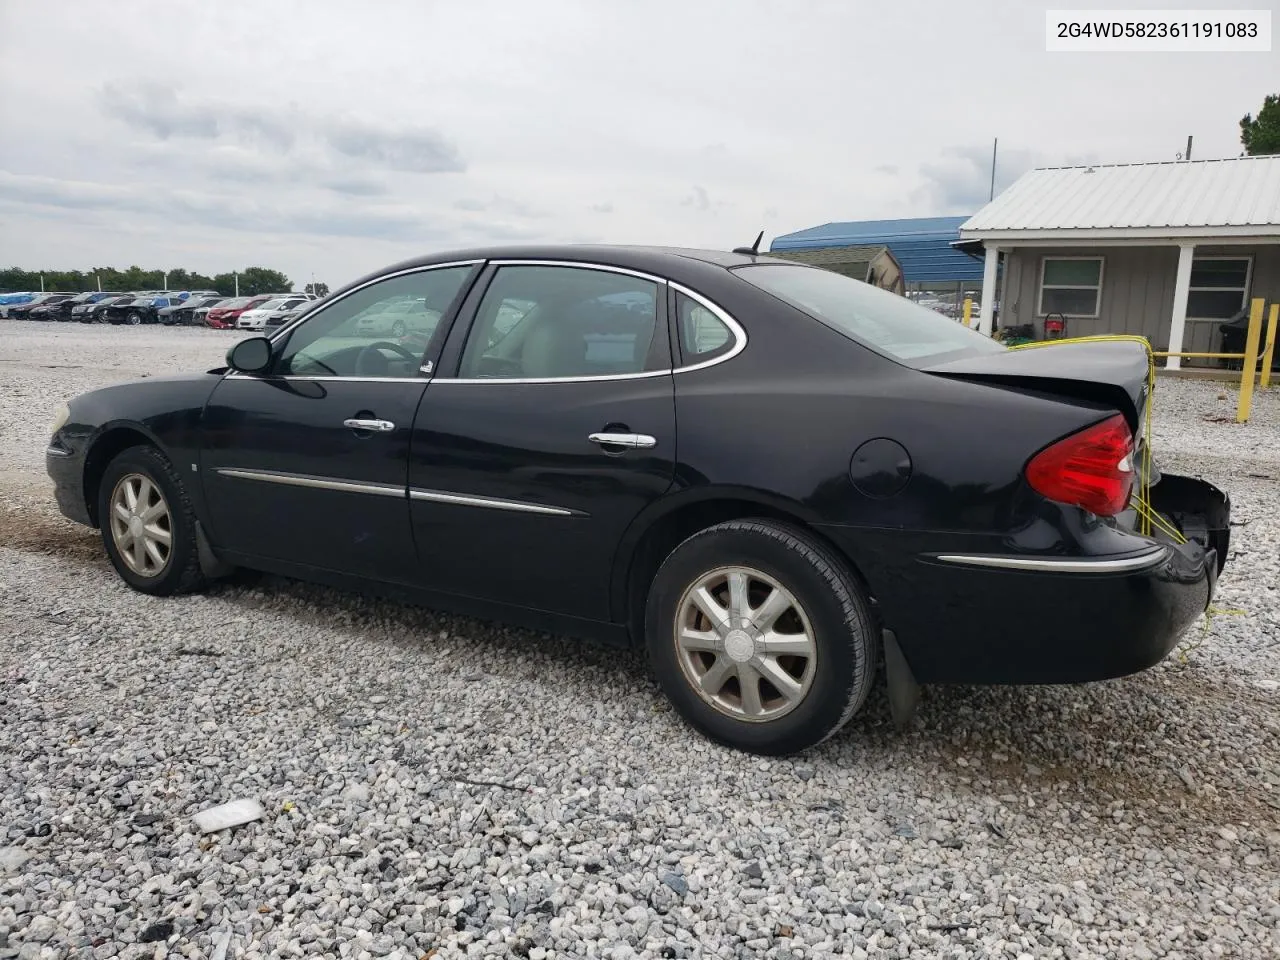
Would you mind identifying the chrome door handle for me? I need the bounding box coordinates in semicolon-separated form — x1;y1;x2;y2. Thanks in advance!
589;432;656;449
344;418;396;433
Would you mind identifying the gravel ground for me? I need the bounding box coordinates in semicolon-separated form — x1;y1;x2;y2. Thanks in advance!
1;318;1278;960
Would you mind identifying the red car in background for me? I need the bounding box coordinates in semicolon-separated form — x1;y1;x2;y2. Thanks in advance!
204;296;274;329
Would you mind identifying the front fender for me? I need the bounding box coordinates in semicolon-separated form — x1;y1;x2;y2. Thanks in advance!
56;374;222;524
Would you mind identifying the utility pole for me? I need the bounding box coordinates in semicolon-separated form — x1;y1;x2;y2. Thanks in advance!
989;137;999;201
40;274;45;293
97;274;102;292
234;272;240;297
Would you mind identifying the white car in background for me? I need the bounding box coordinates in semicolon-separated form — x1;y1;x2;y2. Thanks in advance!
235;296;310;330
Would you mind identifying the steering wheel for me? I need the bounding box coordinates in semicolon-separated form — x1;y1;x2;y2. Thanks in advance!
356;340;421;376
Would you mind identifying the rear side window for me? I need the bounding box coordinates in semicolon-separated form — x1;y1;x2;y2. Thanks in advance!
735;262;1006;366
675;292;733;363
459;266;663;380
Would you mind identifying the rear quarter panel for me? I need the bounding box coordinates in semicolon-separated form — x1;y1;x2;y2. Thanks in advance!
649;276;1166;674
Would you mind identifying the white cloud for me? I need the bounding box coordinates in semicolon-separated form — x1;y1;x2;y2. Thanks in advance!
0;0;1273;288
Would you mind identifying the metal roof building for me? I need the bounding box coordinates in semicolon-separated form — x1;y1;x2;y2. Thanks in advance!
961;155;1280;241
958;155;1280;367
769;216;983;283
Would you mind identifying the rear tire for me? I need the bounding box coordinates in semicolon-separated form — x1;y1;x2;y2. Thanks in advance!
126;310;142;326
98;446;208;596
645;519;876;756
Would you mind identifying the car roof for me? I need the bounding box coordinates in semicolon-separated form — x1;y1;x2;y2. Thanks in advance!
369;244;770;280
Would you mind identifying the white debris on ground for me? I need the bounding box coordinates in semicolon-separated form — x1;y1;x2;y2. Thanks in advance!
1;319;1278;959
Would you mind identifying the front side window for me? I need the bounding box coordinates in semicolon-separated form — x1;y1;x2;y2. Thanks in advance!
1039;257;1103;317
459;266;661;379
277;266;472;378
734;262;1005;366
1188;257;1250;319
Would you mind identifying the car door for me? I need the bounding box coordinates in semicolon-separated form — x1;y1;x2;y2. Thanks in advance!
406;261;677;623
200;262;480;582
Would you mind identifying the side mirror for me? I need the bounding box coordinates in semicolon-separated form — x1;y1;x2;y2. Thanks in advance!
226;336;273;374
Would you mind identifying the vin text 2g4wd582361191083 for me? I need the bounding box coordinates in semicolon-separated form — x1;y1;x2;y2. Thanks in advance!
46;244;1230;755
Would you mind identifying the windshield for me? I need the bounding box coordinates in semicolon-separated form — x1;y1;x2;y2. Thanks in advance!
254;298;287;311
734;263;1006;366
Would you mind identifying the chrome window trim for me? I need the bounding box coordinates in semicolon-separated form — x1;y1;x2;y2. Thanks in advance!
409;487;582;517
668;281;749;373
224;373;429;384
934;547;1168;573
215;468;406;498
486;259;670;285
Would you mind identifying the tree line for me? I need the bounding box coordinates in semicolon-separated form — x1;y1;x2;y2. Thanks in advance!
0;265;330;298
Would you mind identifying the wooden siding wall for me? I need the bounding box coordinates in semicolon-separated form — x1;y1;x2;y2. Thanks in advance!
1002;244;1280;363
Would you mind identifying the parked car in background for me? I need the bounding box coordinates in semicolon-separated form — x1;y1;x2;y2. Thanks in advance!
9;293;76;320
73;295;135;323
235;296;311;331
51;292;125;322
0;293;38;313
263;299;316;332
350;295;443;339
44;244;1230;755
204;296;275;330
103;295;178;326
159;296;225;325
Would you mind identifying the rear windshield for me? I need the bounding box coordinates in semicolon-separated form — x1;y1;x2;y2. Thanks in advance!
734;262;1006;366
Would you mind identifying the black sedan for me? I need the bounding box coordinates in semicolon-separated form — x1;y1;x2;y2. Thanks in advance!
74;295;135;323
159;296;225;326
11;292;76;320
102;296;173;325
52;292;126;322
46;245;1230;754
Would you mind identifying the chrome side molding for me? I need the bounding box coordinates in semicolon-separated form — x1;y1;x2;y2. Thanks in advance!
933;547;1168;573
214;468;405;498
409;488;582;517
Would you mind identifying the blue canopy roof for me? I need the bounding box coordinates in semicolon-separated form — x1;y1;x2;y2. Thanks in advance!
770;216;984;283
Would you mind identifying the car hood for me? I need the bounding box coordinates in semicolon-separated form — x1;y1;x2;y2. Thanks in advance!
923;337;1151;431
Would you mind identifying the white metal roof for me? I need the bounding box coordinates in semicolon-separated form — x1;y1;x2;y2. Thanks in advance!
960;155;1280;242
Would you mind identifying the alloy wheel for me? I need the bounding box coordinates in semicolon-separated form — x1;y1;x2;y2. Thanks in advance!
673;565;817;722
108;473;173;578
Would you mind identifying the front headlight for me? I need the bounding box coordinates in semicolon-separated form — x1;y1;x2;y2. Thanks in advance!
50;403;71;437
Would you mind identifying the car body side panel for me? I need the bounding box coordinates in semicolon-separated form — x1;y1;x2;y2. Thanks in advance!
47;374;222;526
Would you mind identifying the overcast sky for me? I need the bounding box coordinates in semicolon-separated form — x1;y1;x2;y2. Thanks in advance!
0;0;1275;289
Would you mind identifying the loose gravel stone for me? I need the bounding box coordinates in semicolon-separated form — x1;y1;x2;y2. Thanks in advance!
1;320;1279;958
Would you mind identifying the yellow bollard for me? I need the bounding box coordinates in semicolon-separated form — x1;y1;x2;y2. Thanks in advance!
1237;298;1264;423
1260;303;1278;390
962;297;973;328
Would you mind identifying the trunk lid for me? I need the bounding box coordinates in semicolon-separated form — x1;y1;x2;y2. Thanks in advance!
922;338;1151;432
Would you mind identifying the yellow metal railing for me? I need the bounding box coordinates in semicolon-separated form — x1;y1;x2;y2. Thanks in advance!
1261;303;1278;391
958;296;1273;422
1149;298;1270;423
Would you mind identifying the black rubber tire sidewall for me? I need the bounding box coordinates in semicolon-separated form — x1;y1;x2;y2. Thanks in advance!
97;446;206;596
645;519;876;756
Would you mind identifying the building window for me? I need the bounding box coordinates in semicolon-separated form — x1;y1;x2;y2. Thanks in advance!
1038;257;1104;317
1187;257;1251;319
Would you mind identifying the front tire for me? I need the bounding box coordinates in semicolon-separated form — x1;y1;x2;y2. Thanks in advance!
98;446;208;596
645;519;876;755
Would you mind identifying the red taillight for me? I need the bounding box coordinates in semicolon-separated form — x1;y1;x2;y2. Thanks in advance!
1025;413;1134;517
